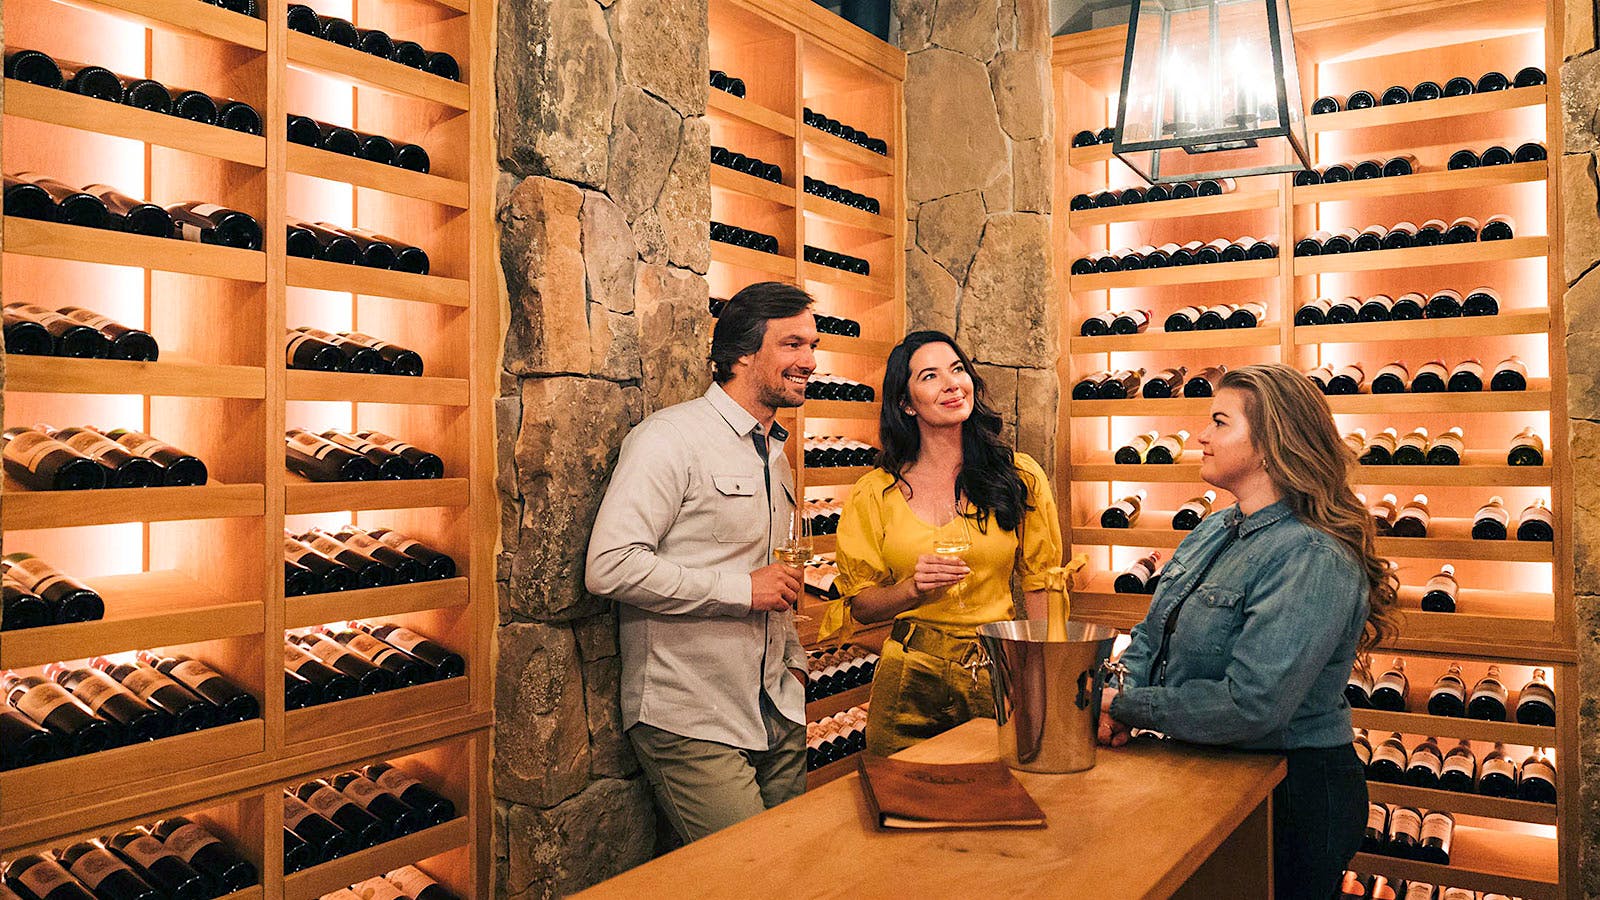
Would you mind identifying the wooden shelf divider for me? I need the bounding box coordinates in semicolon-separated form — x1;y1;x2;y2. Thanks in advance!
711;165;797;208
50;0;267;48
707;87;797;137
285;577;470;630
4;80;267;166
1305;85;1547;133
1292;160;1547;205
284;476;470;514
0;482;266;529
287;144;469;208
801;194;895;236
1292;309;1551;345
4;217;267;282
5;355;266;399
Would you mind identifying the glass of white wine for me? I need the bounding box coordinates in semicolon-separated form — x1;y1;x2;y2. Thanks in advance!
933;501;973;608
774;511;813;621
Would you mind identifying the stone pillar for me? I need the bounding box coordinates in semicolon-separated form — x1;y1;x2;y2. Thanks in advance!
492;0;711;895
1560;1;1600;893
896;0;1060;475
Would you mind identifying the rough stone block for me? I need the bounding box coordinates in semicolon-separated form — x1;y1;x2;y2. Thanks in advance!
500;778;656;898
1566;268;1600;418
583;655;637;778
496;0;615;185
501;177;593;376
590;304;642;382
905;245;959;336
1568;1;1596;60
974;363;1018;449
581;191;637;314
608;86;682;222
493;622;593;807
1015;367;1058;480
1012;137;1050;213
1016;0;1050;52
615;0;709;117
989;50;1049;142
895;0;935;51
636;264;712;413
915;190;985;280
930;0;999;61
1573;420;1600;596
960;213;1055;367
659;115;712;273
906;48;1009;202
1564;152;1600;285
1564;51;1600;153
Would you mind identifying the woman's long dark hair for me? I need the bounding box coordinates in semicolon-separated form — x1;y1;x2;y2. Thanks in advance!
877;331;1029;532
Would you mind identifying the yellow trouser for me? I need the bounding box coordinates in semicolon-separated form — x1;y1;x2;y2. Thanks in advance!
864;621;995;758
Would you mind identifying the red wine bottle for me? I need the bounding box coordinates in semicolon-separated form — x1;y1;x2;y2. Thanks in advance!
285;328;346;371
216;100;262;135
327;626;430;685
282;791;358;861
56;306;158;360
334;224;429;274
0;707;61;769
363;761;456;825
2;553;104;622
149;817;257;892
285;429;379;482
12;172;111;228
292;221;360;264
102;429;206;486
294;326;383;371
384;866;458;900
2;584;53;630
285;559;316;597
2;428;105;491
424;51;460;81
330;770;429;835
48;663;176;742
284;535;358;593
281;828;316;874
393;143;430;173
390;40;428;68
295;778;390;847
293;632;397;693
91;658;217;732
317;221;396;268
330;527;427;583
366;527;456;580
284;668;318;709
2;854;96;900
4;670;123;753
4;49;63;88
58;838;161;900
51;426;163;488
166;202;261;250
315;14;359;46
298;531;397;588
318;431;413;479
283;642;359;702
2;305;54;355
337;332;423;376
3;303;110;357
118;75;172;113
353;430;444;478
138;652;258;723
356;622;465;679
354;26;394;58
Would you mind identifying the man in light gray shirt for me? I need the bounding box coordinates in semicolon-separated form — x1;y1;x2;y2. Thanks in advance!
586;281;818;842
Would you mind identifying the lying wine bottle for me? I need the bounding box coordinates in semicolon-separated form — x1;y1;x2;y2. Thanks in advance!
295;632;397;694
2;584;53;630
13;171;110;228
353;429;444;478
2;306;53;355
4;302;111;357
364;761;457;825
328;626;430;685
104;828;211;900
385;865;458;900
319;431;414;479
282;791;358;861
391;39;428;68
4;49;63;88
284;642;360;702
2;672;120;754
2;552;103;621
53;426;165;488
357;621;465;678
297;531;396;588
331;770;429;835
285;428;380;482
50;662;176;742
2;427;106;490
149;817;258;893
338;224;430;274
285;328;346;371
83;184;173;238
425;51;460;81
393;142;431;173
106;429;208;485
316;14;359;46
0;707;61;769
139;651;258;723
167;201;262;250
295;778;391;849
366;527;457;580
3;854;96;900
57;306;158;360
294;221;360;264
284;534;358;592
93;658;217;732
319;221;396;268
331;527;427;583
119;76;172;114
354;26;394;58
59;838;159;900
57;59;123;101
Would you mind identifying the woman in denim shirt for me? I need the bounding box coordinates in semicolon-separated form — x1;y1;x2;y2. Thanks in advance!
1098;363;1399;898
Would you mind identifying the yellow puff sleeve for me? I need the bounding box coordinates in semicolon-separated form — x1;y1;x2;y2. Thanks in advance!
817;469;895;643
1014;453;1064;592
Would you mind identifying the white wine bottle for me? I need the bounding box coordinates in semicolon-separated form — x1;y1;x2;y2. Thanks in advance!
1171;490;1216;531
1419;564;1457;612
1114;431;1159;465
1099;490;1145;528
1145;430;1189;464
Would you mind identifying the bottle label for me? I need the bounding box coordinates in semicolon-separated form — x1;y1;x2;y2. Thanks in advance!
70;675;126;712
116;432;165;457
284;540;325;565
1477;506;1509;525
1419;813;1452;850
373;766;422;795
60;430;117;459
120;667;169;700
1372;743;1406;768
1519;684;1555;706
376;533;423;554
1404;884;1436;900
289;431;339;460
285;646;318;671
69;848;135;889
16;861;78;895
341;777;387;809
1482;756;1515;779
15;682;76;722
162;822;223;863
5;430;64;470
353;876;409;900
375;627;427;654
1423;574;1454;593
1470;683;1507;705
1388;807;1422;838
1430;682;1465;702
1498;359;1527;376
1442;754;1474;777
60;307;116;330
283;795;317;830
345;632;391;658
1365;803;1387;831
177;220;209;243
119;833;173;867
306;534;354;560
357;431;415;454
1521;505;1554;524
385;866;441;896
4;556;58;593
303;785;349;818
1408;752;1441;777
187;203;228;217
1374;673;1407;695
323;432;378;455
304;637;353;667
171;659;221;686
1452;361;1484;377
1523;759;1555;782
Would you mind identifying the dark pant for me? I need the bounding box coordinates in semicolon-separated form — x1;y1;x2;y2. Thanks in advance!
1272;743;1367;899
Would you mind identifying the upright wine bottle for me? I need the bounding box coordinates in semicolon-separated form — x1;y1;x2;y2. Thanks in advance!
1405;736;1443;788
1427;663;1468;716
1468;664;1509;720
1099;491;1145;528
282;791;357;861
1519;748;1557;803
58;838;161;900
1426;426;1464;465
1360;803;1388;854
1369;658;1409;711
138;651;257;722
1477;743;1517;796
1368;732;1408;782
363;761;457;825
2;672;119;754
3;427;106;490
330;771;429;836
283;642;360;702
2;553;104;622
49;663;175;742
1171;490;1216;531
92;658;217;732
1472;496;1510;539
1419;564;1457;612
1516;668;1556;726
285;429;379;482
149;817;257;893
353;430;444;478
1347;660;1373;708
1415;810;1454;865
1508;427;1545;466
166;202;262;250
1391;494;1430;538
1517;497;1554;541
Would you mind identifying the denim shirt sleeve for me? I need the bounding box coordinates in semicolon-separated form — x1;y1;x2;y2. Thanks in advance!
1110;540;1363;745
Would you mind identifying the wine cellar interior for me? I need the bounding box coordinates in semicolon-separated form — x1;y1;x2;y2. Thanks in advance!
2;0;1599;895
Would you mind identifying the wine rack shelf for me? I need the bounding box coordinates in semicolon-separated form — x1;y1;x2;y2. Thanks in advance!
710;241;796;278
1291;160;1547;205
804;399;880;421
1057;0;1572;890
286;258;468;307
287;144;470;209
284;677;470;745
5;355;267;399
0;482;266;528
803;261;893;296
285;577;470;629
712;164;797;208
1293;236;1549;275
805;683;872;724
1067;189;1280;228
282;817;470;900
5;80;268;167
707;86;796;137
285;31;470;109
1305;84;1548;134
1070;258;1279;290
802;194;895;236
57;0;268;48
803;130;894;175
0;570;261;669
283;475;470;514
4;217;268;281
815;334;895;357
804;466;874;489
285;370;469;406
1292;309;1551;345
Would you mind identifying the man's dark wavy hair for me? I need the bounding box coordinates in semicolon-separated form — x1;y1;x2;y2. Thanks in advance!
708;282;813;383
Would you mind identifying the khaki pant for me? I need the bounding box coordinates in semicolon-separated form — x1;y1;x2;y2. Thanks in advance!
628;710;806;843
864;632;995;758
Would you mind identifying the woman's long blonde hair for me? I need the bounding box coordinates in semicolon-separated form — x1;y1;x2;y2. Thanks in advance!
1218;363;1399;653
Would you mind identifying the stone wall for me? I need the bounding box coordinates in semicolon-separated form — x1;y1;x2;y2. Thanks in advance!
491;0;711;895
895;0;1059;474
1560;1;1600;893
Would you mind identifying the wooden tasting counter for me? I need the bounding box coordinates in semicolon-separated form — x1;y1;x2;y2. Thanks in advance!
576;719;1287;899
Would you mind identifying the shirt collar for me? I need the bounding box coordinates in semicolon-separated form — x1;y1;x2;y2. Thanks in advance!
704;383;789;443
1225;498;1294;537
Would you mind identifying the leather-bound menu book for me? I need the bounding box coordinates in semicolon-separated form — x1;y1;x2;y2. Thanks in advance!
857;756;1046;830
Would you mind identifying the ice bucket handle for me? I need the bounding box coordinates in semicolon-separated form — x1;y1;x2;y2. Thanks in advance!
1100;659;1128;693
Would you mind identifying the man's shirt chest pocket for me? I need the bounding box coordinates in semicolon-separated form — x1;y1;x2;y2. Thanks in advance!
710;473;764;542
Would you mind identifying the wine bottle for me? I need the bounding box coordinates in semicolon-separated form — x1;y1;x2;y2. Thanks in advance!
363;761;457;825
1383;222;1420;251
1427;663;1468;717
1109;309;1150;335
1360;429;1398;466
1475;69;1510;92
1099;491;1145;528
1171;491;1216;531
1294;298;1330;326
0;706;61;769
1446;359;1484;392
283;642;359;702
138;652;257;723
1406;736;1443;788
82;185;173;238
1311;95;1343;114
2;854;96;900
1368;493;1398;534
1410;360;1448;393
329;527;428;583
1072;372;1109;400
1425;426;1465;466
3;174;54;221
1118;188;1147;206
1519;748;1557;803
12;172;110;228
1353;224;1387;251
1443;215;1480;244
1323;226;1360;254
3;303;111;358
1306;364;1333;393
285;328;347;371
57;306;158;360
1472;496;1510;539
1416;218;1449;245
1431;740;1476;797
294;632;397;693
393;142;431;173
1141;367;1186;399
2;672;119;754
2;428;107;490
2;584;53;630
2;305;54;356
3;49;63;88
92;658;217;732
327;626;430;685
284;669;318;709
1383;154;1417;177
1294;231;1329;256
1444;74;1477;96
1370;658;1409;711
1480;213;1514;241
317;221;397;268
49;663;175;742
1480;144;1514;166
1391;494;1430;538
1346;661;1373;708
51;426;164;488
1113;555;1161;594
356;621;465;678
1517;497;1554;541
166;202;262;250
354;26;394;58
285;429;379;482
284;535;358;593
1079;311;1116;337
318;431;413;479
1114;431;1158;465
1358;294;1393;321
1420;564;1457;612
314;12;359;45
1468;664;1509;720
1193;304;1232;330
1182;365;1226;398
352;430;444;478
2;553;104;622
330;770;429;836
1386;805;1423;858
149;817;256;893
295;221;361;264
297;531;396;588
1325;363;1365;396
1478;742;1517;796
1415;810;1453;865
1293;167;1321;187
1360;803;1388;854
1516;668;1556;726
217;100;263;135
385;866;459;900
365;528;457;580
1327;296;1361;324
1391;289;1426;318
1225;302;1266;328
282;791;358;861
1144;430;1189;465
1368;732;1408;782
1094;368;1144;401
424;51;460;81
1508;427;1545;466
1489;355;1527;391
337;332;423;376
1370;362;1409;394
1514;141;1548;162
58;838;161;900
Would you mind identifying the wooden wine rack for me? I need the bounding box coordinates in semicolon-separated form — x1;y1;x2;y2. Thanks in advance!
0;0;496;893
1054;0;1575;894
708;0;904;791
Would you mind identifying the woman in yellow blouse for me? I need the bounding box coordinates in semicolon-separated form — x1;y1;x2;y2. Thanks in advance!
820;330;1062;757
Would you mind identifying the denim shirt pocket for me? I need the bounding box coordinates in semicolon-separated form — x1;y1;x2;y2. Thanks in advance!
1181;583;1245;663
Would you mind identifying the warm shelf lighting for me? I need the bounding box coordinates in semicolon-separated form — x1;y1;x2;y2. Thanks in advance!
1114;0;1310;182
